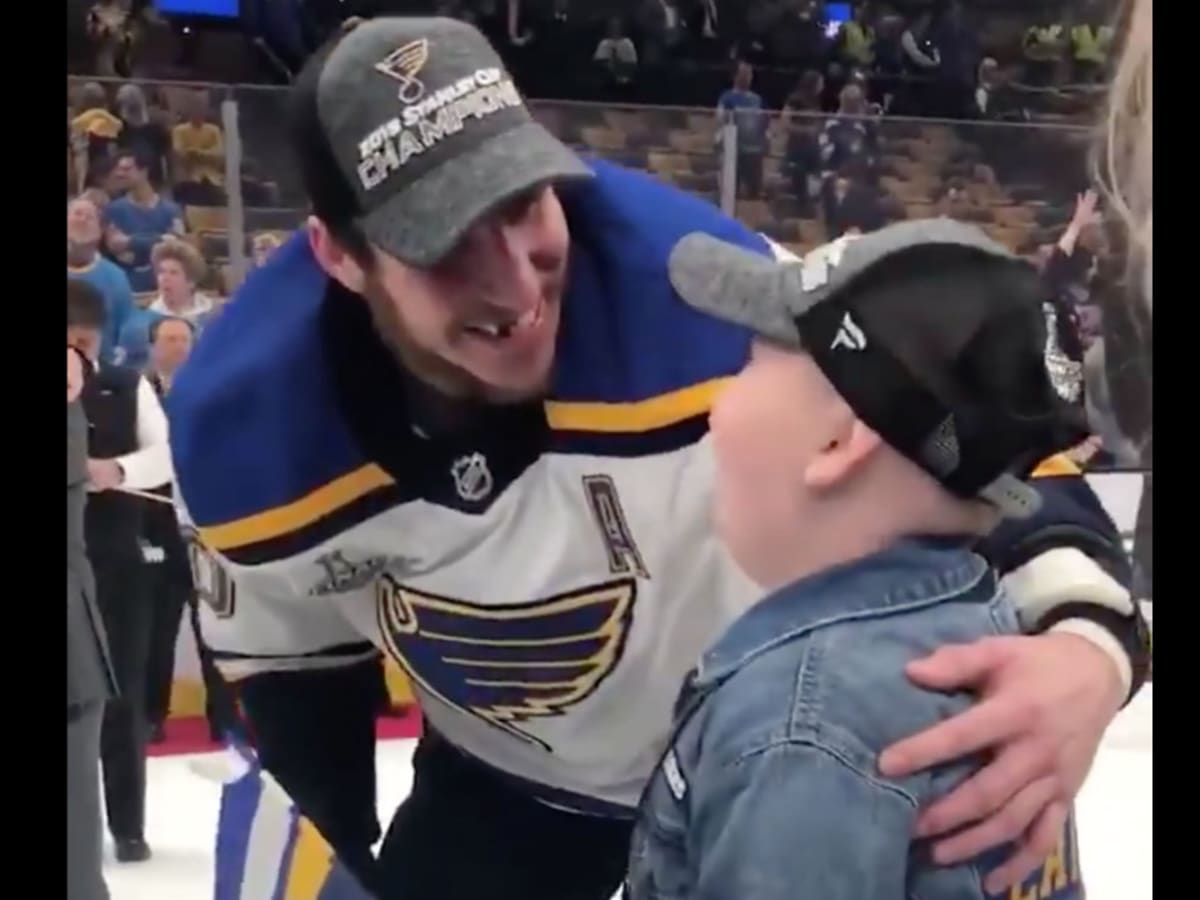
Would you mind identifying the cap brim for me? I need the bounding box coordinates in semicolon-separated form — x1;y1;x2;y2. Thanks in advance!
358;121;592;267
668;233;805;347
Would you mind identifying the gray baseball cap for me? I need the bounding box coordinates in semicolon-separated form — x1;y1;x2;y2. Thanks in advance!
291;17;592;267
669;220;1091;517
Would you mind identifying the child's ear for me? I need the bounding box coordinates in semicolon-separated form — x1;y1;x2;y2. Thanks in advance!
803;420;882;490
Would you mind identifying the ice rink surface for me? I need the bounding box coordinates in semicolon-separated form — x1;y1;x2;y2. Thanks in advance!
104;686;1152;900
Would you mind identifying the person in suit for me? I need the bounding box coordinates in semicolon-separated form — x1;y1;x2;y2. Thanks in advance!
68;342;117;900
68;278;172;864
143;317;242;743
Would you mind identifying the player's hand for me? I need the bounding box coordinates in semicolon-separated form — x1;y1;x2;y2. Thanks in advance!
68;347;84;403
87;458;125;491
878;632;1125;892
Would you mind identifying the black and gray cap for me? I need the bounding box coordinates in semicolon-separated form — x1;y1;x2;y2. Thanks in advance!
291;16;592;266
669;219;1090;518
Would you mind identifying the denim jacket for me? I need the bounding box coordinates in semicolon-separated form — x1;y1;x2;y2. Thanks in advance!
626;539;1084;900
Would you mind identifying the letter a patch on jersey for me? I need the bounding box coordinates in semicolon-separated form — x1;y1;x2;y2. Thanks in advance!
375;576;637;751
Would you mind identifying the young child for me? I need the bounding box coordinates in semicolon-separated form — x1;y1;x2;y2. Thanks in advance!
625;220;1090;900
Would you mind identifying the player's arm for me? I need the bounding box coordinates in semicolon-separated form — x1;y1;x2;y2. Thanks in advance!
691;742;914;900
185;536;384;890
976;458;1149;702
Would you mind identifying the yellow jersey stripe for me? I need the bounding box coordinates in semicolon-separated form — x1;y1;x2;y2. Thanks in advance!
1031;453;1082;478
282;818;335;900
199;463;395;551
544;378;730;433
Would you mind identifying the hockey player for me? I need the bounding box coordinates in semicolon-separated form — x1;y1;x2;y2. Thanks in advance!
627;222;1092;900
167;17;1150;900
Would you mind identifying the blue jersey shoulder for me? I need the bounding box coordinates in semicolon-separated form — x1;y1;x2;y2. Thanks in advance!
551;159;768;413
167;231;374;534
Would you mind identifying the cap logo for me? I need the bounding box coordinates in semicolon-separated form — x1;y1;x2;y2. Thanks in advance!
356;61;524;192
830;313;867;351
374;38;430;104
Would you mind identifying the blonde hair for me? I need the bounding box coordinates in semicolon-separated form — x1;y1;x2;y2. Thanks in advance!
1100;0;1152;305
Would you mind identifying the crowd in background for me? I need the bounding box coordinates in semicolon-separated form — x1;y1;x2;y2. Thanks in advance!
63;3;1151;868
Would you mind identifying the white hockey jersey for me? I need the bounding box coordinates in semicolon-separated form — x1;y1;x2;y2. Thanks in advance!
170;160;779;814
168;160;1121;815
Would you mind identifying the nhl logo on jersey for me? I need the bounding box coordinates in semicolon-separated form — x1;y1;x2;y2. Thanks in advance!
451;452;493;502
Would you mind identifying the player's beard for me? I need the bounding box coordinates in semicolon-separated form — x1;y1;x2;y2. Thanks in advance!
359;271;550;406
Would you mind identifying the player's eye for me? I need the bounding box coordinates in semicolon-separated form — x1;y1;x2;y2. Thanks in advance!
499;187;544;224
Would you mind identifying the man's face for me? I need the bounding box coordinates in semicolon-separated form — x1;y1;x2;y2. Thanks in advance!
156;259;191;299
67;325;102;362
152;319;194;373
113;156;142;192
708;340;843;584
735;64;753;90
339;185;571;403
840;85;865;115
68;200;101;248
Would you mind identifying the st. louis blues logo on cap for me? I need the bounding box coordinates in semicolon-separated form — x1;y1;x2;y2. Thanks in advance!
374;38;429;104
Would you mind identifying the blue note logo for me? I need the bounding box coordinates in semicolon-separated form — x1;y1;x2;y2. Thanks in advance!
375;574;637;751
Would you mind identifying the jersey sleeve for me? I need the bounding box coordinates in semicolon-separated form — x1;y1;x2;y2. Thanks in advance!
173;478;378;682
184;532;379;682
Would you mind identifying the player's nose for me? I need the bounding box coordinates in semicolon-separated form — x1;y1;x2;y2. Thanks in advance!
476;220;549;312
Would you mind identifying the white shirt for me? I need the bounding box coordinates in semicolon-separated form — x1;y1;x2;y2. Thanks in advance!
92;360;173;491
148;292;216;325
594;37;638;66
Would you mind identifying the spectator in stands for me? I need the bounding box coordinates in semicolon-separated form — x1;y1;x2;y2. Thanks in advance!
1043;189;1105;321
636;0;689;67
836;2;875;70
68;195;135;365
823;162;885;237
87;0;133;77
82;183;114;212
870;12;905;105
171;90;226;207
818;83;878;181
766;0;829;71
899;10;940;73
593;17;639;94
251;231;285;270
783;69;826;115
717;61;767;199
511;0;588;99
972;57;1005;120
71;82;122;193
116;84;170;191
780;71;826;214
688;0;723;62
118;239;218;370
105;150;185;293
928;0;979;119
1069;3;1114;83
1022;12;1067;87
